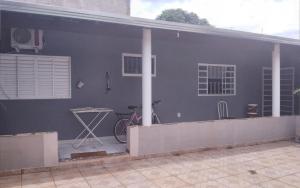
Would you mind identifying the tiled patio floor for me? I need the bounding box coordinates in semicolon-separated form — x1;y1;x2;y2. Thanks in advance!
59;137;127;160
1;141;300;188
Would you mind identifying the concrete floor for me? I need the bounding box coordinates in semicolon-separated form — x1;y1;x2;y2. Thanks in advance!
59;136;127;160
1;141;300;188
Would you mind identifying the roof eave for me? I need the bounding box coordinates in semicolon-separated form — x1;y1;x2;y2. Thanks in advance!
1;0;300;46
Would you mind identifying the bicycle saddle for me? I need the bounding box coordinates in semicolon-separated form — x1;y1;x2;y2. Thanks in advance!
128;105;138;110
115;112;132;116
152;100;161;105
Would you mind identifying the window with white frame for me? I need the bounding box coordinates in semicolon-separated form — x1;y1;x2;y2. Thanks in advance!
0;54;71;100
122;53;156;76
198;63;236;96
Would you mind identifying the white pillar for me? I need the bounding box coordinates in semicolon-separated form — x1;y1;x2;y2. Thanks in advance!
0;11;2;40
272;44;280;117
142;28;152;126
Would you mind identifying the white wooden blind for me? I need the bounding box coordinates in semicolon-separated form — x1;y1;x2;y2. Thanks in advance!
0;54;71;100
0;55;17;98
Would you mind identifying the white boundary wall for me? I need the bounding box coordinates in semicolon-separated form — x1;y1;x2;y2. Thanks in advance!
128;116;297;156
296;116;300;141
0;132;58;171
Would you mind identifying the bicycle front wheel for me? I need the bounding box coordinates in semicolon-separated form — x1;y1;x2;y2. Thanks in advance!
114;118;131;143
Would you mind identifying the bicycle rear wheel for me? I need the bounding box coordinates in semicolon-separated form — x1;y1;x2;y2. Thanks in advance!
152;113;161;124
114;118;131;143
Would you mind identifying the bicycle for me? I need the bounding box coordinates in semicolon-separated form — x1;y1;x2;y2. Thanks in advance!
113;100;161;143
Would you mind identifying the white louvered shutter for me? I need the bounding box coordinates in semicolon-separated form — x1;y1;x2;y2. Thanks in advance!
37;57;54;98
0;55;17;99
53;57;71;98
17;56;36;98
0;54;71;100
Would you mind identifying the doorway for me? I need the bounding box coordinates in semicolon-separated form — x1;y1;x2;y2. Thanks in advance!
262;67;295;116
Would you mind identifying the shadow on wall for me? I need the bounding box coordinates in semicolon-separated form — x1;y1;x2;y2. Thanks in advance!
0;102;8;133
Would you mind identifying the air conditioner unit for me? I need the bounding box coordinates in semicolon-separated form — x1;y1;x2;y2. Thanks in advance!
11;28;44;53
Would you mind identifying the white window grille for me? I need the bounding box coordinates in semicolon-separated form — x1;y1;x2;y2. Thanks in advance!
0;54;71;100
198;63;236;96
262;67;295;116
122;53;156;77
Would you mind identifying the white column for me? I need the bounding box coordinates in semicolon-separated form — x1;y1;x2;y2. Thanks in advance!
272;44;280;117
0;11;2;40
142;28;152;126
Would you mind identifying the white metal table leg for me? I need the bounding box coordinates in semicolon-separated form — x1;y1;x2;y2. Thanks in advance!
83;112;110;144
73;112;101;141
72;112;102;148
70;107;113;149
72;111;112;149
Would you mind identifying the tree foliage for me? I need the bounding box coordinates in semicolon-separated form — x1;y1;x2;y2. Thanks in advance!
156;9;210;26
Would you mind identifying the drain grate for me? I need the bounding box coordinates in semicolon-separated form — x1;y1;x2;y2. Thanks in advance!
248;170;257;175
173;153;182;156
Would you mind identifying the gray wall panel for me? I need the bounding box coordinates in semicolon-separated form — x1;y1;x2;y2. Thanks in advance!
0;12;299;139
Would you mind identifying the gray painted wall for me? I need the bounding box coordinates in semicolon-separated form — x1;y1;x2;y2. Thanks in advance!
4;0;131;15
1;12;300;140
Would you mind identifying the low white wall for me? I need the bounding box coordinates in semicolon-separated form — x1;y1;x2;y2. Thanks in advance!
0;132;58;171
128;116;297;156
296;116;300;141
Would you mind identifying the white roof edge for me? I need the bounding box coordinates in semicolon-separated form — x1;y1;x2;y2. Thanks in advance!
1;0;300;46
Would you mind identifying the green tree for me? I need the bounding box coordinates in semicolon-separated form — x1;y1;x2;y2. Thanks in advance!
156;8;210;26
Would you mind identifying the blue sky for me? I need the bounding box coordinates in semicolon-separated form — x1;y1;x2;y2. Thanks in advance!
131;0;299;39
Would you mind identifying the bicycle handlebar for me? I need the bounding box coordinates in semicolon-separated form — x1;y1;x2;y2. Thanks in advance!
126;100;162;110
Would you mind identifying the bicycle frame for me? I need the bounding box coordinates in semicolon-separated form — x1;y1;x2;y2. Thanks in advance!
127;108;160;126
152;111;160;124
114;100;161;143
128;111;142;125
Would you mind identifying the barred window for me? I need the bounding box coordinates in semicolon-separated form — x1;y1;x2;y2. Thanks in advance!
122;53;156;77
198;63;236;96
